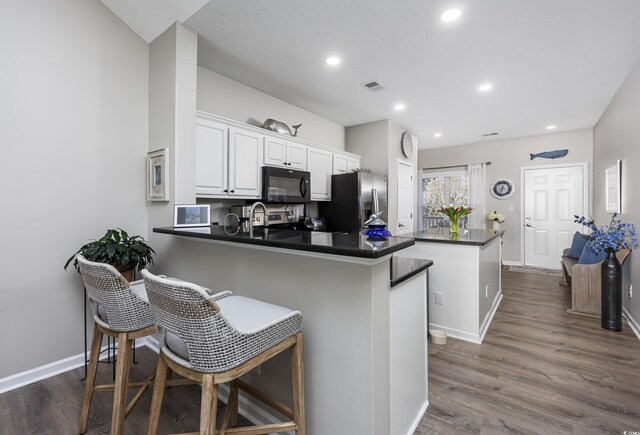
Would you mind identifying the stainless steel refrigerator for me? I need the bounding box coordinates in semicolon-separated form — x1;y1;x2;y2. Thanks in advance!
319;172;387;234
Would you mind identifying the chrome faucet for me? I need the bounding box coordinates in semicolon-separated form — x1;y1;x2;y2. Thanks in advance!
249;201;268;237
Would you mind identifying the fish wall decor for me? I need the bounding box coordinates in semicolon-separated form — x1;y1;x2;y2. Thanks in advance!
530;149;568;160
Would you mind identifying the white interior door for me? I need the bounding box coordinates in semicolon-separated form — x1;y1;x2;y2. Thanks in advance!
397;161;414;235
523;165;585;268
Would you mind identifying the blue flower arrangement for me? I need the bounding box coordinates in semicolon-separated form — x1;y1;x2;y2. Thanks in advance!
574;213;639;253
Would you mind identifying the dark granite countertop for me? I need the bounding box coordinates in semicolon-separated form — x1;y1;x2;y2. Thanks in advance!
404;228;505;246
154;226;415;259
390;257;433;287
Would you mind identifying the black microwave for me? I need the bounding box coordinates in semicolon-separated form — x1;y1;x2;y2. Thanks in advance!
262;167;311;204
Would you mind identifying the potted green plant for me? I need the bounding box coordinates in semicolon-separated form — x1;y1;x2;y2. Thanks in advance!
64;228;155;282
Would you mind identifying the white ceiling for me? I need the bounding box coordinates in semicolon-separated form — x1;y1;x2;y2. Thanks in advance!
106;0;640;149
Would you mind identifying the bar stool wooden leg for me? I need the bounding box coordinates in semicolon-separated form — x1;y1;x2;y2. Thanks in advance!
291;332;305;435
78;323;103;434
230;380;239;428
200;374;218;435
111;333;132;435
147;355;169;435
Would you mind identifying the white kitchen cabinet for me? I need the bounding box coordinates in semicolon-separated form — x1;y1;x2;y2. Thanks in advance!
286;142;307;170
196;114;262;199
196;119;228;196
264;137;307;170
332;153;348;174
228;128;262;197
308;147;333;201
347;156;361;172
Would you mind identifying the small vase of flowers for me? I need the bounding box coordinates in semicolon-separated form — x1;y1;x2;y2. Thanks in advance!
439;205;473;235
487;211;506;231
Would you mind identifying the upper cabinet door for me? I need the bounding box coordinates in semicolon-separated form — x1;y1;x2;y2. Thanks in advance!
308;148;333;201
347;157;361;172
264;137;287;167
229;127;263;197
196;120;228;196
287;142;307;170
333;153;348;174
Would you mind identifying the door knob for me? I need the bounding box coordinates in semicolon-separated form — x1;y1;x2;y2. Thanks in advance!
525;217;534;228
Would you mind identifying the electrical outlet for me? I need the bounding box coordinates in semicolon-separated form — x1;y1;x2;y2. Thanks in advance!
435;292;443;305
629;284;633;298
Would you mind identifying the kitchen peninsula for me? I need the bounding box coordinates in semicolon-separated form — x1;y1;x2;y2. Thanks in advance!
154;226;429;435
396;228;504;344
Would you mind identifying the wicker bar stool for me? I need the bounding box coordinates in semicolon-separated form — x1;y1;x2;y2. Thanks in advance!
142;270;305;435
76;255;157;435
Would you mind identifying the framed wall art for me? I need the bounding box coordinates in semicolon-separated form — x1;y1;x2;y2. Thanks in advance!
605;159;621;214
147;148;169;201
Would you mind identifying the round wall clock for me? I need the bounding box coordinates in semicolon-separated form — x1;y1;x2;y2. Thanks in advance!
490;179;515;199
401;132;413;158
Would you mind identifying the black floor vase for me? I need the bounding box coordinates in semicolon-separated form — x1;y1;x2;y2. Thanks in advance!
601;249;622;331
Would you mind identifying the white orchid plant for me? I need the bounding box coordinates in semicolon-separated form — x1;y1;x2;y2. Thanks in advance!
486;211;506;223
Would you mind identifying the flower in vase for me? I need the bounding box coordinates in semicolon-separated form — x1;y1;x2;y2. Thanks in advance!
486;210;506;223
439;205;473;221
574;213;639;253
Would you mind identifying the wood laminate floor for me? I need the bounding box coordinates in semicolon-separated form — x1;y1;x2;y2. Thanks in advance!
1;269;639;434
415;268;640;434
0;347;251;434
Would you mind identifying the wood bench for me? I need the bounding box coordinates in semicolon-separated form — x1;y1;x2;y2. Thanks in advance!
561;247;629;317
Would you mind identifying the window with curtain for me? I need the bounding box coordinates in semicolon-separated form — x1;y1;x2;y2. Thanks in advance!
419;169;469;230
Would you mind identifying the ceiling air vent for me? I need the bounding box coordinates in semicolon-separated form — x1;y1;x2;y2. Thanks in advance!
482;132;499;137
361;80;384;92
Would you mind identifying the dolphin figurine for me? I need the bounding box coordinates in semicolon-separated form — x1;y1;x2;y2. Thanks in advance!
530;149;568;160
262;118;302;137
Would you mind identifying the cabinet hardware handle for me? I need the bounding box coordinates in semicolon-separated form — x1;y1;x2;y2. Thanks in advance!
223;189;228;193
230;190;235;193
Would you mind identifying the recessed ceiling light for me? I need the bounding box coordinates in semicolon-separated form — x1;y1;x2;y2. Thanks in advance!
394;103;406;111
441;8;462;22
546;125;557;130
326;56;341;66
478;83;493;92
434;133;442;138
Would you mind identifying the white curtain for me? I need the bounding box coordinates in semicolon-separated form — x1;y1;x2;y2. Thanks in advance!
468;163;486;229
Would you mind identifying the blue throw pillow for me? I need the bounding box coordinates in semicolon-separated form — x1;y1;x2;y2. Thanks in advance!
568;232;590;258
578;242;608;264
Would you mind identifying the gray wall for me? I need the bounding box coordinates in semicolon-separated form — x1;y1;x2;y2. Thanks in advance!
593;56;640;327
147;23;198;276
0;0;149;378
418;129;594;262
197;66;346;149
346;120;389;174
346;120;418;235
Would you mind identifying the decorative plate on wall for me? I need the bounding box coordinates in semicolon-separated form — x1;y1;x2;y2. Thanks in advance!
490;179;515;199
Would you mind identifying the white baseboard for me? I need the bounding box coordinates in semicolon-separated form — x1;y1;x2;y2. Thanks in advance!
502;260;522;266
407;399;429;435
622;306;640;342
479;293;503;343
429;293;502;345
0;340;147;395
429;323;482;344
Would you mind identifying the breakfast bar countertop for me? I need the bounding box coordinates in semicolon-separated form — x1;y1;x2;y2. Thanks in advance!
154;226;415;259
405;228;505;246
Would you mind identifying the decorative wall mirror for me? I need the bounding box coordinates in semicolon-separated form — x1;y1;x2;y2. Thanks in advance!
605;160;621;213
